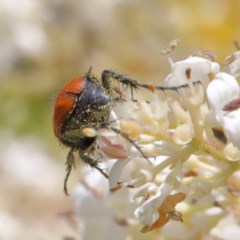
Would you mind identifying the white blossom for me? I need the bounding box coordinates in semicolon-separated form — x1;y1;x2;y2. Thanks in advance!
72;48;240;239
165;56;220;86
207;72;240;148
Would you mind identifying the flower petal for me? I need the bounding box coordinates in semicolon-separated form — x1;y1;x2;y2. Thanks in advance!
207;73;239;113
165;57;219;86
224;143;240;161
217;109;240;147
109;158;132;191
134;182;173;225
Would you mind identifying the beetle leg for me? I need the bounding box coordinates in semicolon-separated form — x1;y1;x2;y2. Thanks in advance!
101;70;143;101
64;148;75;196
79;153;109;179
102;70;145;90
101;69;202;96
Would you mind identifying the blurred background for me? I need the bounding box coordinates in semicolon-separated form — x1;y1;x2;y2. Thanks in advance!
1;0;240;239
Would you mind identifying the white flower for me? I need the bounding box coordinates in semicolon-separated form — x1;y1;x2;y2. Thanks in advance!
131;160;186;232
69;47;240;238
206;72;240;148
134;182;173;226
165;56;220;86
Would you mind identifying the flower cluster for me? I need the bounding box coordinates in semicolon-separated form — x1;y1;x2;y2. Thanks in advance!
73;47;240;239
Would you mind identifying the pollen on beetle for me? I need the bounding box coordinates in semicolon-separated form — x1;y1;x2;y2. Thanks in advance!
82;128;97;137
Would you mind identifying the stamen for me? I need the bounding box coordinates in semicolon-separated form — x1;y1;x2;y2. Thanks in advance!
223;98;240;111
185;68;191;80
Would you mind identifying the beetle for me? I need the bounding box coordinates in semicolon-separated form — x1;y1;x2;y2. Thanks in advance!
53;68;155;195
53;67;199;195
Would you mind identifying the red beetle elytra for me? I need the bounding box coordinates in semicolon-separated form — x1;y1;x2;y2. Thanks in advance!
53;68;198;195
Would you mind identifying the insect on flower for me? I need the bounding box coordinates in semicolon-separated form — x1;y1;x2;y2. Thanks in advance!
53;68;156;195
53;67;199;195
